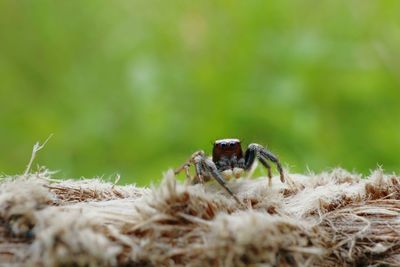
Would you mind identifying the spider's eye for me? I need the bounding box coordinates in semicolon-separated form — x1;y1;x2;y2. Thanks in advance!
229;143;234;147
221;143;226;148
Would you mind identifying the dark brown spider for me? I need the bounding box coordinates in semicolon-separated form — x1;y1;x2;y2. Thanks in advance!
174;138;285;204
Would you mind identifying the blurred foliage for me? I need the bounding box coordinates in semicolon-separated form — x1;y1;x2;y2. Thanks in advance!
1;0;400;185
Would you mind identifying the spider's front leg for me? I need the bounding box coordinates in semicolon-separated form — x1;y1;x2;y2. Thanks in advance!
175;151;241;205
244;143;285;186
174;150;206;184
201;158;242;204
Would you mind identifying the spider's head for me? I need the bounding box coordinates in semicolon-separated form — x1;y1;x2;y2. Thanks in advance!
212;138;243;162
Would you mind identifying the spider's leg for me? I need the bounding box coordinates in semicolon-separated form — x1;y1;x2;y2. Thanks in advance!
183;165;191;181
174;163;189;175
202;158;242;205
244;146;256;171
245;144;285;183
174;150;205;184
258;157;273;186
258;146;285;183
259;149;284;183
176;151;242;205
193;155;206;184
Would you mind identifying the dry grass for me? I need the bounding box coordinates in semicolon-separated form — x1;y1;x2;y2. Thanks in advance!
1;168;400;266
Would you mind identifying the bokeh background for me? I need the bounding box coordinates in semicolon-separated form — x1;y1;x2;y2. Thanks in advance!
1;1;400;185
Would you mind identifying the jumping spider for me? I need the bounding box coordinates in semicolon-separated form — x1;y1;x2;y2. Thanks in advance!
175;138;285;204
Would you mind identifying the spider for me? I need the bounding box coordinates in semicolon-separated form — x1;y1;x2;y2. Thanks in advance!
174;138;285;204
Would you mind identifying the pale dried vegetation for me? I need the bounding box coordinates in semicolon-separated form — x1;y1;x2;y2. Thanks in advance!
1;166;400;267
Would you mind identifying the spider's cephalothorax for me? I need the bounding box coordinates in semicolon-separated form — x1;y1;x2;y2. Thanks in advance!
175;138;285;204
212;139;246;180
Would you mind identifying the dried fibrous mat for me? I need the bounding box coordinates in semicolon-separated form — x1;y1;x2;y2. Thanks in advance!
1;168;400;266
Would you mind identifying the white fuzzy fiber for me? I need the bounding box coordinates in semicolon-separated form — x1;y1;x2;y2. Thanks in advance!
1;168;400;266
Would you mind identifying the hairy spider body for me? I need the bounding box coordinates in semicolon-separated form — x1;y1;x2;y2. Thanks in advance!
212;139;245;180
175;138;285;204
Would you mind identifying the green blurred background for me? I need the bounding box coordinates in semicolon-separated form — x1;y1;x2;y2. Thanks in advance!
1;1;400;185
